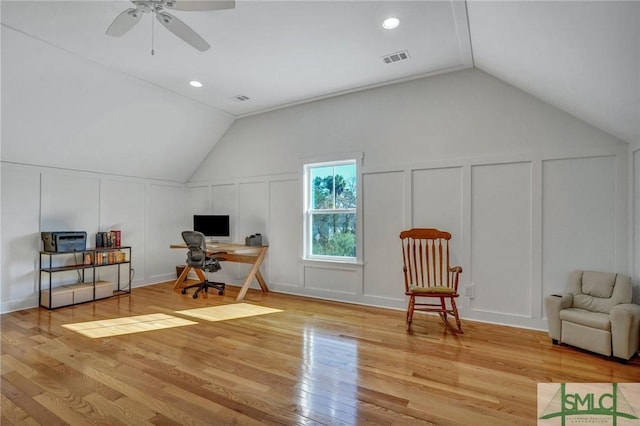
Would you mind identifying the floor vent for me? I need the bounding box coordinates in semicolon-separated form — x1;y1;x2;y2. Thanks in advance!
382;50;410;64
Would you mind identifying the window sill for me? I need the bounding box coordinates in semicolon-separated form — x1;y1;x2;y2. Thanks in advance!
300;258;364;269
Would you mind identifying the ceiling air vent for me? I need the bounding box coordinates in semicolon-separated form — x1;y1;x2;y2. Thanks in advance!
382;50;410;64
233;95;250;101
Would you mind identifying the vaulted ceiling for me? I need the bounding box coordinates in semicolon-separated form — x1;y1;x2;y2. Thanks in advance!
467;1;639;145
2;1;638;145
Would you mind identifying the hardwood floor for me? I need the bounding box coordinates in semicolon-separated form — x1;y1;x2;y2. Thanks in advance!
2;282;639;425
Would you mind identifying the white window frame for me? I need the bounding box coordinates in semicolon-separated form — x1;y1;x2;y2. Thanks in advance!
303;153;362;263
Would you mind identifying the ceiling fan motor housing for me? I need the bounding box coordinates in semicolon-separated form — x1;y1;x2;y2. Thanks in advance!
132;1;162;13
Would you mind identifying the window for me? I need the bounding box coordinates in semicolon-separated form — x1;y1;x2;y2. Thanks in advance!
304;159;358;261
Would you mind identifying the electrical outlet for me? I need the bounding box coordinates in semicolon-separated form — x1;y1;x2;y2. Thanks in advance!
464;283;475;298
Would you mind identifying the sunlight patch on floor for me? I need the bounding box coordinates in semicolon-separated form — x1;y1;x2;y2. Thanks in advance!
175;303;283;322
62;313;198;338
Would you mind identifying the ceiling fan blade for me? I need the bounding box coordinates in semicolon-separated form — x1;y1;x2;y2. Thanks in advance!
105;8;143;37
166;0;235;12
155;12;210;51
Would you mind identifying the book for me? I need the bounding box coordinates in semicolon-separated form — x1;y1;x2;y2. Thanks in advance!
111;230;121;247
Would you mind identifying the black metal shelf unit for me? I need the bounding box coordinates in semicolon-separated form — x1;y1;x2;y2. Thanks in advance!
39;246;132;309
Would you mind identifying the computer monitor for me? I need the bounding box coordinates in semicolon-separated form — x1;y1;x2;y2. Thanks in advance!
193;215;230;239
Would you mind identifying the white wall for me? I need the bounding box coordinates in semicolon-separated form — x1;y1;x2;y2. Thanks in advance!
189;69;629;330
0;23;235;312
0;4;4;316
633;7;640;302
0;162;189;312
1;25;233;183
632;18;639;292
634;148;640;303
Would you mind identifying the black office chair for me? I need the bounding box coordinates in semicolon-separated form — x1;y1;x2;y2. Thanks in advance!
180;231;226;298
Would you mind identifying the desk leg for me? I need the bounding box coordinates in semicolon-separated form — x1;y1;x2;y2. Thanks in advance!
255;270;269;293
236;246;268;301
172;266;206;291
173;265;192;291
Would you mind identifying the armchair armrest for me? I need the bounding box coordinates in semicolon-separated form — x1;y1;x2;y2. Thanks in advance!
610;304;640;360
544;293;573;341
449;266;462;292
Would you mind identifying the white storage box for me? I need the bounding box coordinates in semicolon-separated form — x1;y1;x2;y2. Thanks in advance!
41;286;73;308
65;283;94;304
94;280;113;299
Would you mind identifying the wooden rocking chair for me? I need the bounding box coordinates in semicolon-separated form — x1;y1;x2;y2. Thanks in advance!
400;228;463;334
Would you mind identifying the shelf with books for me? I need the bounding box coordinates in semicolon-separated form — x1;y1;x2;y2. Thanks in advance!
39;246;132;309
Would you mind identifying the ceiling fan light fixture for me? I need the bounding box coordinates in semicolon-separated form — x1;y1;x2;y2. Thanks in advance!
189;80;203;88
382;17;400;30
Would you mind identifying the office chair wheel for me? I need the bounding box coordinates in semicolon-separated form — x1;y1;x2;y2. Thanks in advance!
192;293;198;299
218;290;224;295
181;289;187;294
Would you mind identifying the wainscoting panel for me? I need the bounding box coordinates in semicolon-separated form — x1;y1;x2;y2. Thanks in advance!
1;166;42;311
542;155;617;300
635;149;640;303
238;182;266;240
146;184;187;281
303;264;359;295
40;173;100;287
187;185;211;215
210;183;239;280
362;171;405;301
212;184;236;217
411;167;464;266
470;162;532;317
41;172;100;234
237;182;267;283
100;179;146;286
269;179;301;288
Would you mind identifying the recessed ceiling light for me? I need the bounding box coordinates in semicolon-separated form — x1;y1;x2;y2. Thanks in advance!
382;17;400;30
189;80;203;88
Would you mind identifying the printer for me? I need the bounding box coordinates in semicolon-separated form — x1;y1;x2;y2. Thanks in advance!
41;231;87;252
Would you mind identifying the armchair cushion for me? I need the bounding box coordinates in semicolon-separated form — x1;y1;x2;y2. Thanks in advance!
581;271;615;298
559;308;610;331
573;294;616;314
568;270;632;314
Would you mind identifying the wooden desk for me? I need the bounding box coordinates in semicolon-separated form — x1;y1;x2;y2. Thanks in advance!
170;243;268;301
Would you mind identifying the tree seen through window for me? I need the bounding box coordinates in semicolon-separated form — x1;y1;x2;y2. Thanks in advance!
309;162;356;258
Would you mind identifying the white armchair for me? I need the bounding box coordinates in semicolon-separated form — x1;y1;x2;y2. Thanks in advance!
545;270;640;361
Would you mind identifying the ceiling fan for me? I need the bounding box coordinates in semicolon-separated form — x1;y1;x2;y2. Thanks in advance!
106;0;235;52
